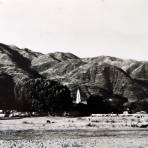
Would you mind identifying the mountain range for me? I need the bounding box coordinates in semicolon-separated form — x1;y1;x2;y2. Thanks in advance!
0;43;148;112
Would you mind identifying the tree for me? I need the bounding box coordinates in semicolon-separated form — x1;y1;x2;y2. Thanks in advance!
0;72;15;110
87;94;127;113
14;78;72;113
124;98;148;113
87;95;106;113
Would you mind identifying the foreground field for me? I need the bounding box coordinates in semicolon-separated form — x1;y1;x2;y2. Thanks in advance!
1;129;148;148
0;116;148;147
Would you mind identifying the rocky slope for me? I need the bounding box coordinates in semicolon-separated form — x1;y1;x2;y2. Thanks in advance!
1;43;148;112
0;43;42;81
31;52;148;103
0;43;43;109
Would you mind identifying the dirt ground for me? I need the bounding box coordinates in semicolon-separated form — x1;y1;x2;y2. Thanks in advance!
0;116;148;148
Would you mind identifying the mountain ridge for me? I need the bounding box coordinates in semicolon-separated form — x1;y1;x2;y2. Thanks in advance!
0;43;148;112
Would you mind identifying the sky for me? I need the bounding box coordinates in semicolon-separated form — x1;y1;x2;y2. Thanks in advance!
0;0;148;60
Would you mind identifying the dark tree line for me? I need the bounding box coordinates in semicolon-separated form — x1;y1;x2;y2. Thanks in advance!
14;78;72;113
124;99;148;113
1;72;148;115
87;94;128;114
0;73;15;110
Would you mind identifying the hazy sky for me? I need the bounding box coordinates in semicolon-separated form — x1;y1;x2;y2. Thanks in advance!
0;0;148;60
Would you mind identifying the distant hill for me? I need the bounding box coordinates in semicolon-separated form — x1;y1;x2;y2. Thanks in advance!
31;51;148;102
0;43;43;109
1;43;148;112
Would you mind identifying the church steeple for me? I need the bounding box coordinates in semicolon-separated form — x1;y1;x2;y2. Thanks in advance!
76;89;81;104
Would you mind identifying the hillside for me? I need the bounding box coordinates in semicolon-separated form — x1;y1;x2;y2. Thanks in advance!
0;43;42;81
32;52;148;102
1;43;148;112
0;43;43;109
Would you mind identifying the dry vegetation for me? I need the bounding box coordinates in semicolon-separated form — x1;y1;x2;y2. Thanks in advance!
0;115;148;147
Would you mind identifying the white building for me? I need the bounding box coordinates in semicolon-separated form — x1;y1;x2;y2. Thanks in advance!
76;89;81;104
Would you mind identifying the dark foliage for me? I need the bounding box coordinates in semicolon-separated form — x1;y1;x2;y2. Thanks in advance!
87;94;127;113
104;95;128;113
0;72;15;109
69;103;90;117
14;78;72;113
124;98;148;113
87;95;106;113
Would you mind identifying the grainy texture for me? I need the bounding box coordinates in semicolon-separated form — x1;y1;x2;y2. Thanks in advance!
0;114;148;147
1;43;148;110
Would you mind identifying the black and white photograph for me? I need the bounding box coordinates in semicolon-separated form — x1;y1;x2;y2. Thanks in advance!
0;0;148;147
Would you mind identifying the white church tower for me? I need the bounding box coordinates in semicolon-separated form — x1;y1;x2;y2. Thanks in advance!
76;89;81;104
